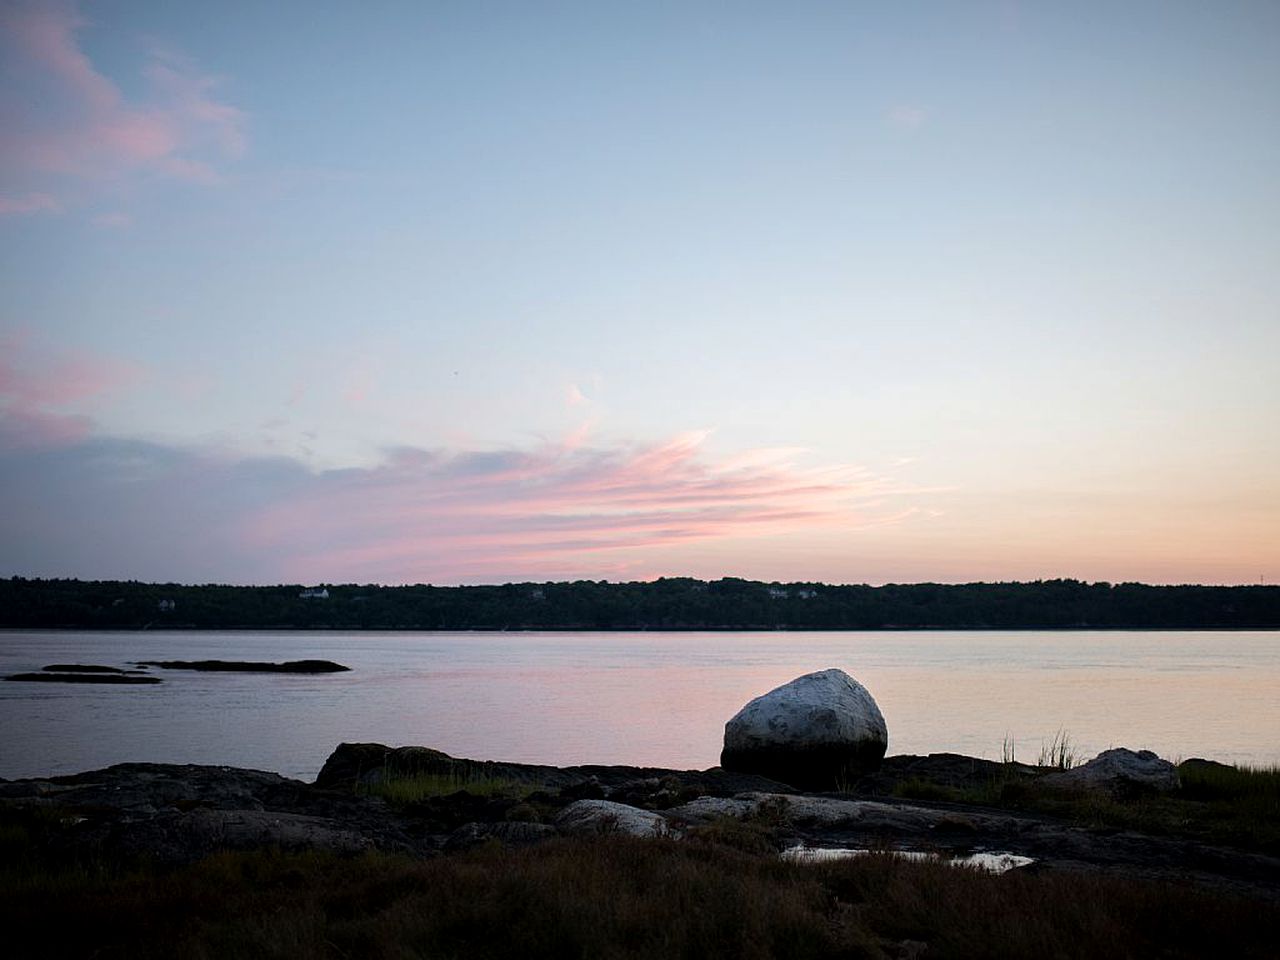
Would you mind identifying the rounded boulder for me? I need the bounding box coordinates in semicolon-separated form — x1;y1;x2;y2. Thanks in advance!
720;668;888;789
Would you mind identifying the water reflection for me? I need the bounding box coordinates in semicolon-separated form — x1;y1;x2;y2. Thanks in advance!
1;629;1277;779
781;846;1034;873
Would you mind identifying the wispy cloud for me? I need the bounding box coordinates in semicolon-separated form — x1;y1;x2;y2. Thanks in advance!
0;416;922;583
0;331;142;446
886;104;928;131
0;192;61;216
0;2;245;208
560;419;596;452
0;331;140;406
91;210;131;228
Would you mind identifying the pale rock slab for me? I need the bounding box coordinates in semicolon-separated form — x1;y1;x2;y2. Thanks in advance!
1042;748;1179;794
554;799;673;838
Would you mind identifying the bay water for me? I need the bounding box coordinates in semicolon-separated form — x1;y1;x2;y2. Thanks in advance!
1;629;1276;781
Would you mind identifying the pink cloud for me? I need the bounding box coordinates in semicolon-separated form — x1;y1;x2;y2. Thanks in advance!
341;363;375;406
0;2;245;204
0;348;139;408
0;404;93;448
145;51;246;158
239;432;918;583
561;419;596;452
0;332;142;446
0;192;61;215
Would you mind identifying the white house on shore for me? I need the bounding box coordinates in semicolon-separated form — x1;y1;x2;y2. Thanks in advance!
299;587;330;599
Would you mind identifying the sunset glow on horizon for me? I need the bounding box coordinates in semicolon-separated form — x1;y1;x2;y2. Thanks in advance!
2;2;1277;586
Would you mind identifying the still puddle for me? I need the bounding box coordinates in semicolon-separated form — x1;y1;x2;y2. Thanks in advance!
782;846;1034;874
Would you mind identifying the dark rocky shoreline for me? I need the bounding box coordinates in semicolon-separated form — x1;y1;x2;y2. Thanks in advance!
3;744;1276;901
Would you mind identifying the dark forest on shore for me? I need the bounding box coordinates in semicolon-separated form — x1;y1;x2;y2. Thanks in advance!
2;576;1277;630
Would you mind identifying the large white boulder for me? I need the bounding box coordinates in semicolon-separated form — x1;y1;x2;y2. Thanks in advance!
720;668;888;789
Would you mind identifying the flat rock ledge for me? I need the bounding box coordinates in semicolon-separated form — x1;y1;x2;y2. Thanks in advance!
555;800;673;838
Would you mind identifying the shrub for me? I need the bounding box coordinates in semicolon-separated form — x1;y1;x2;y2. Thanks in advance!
2;828;1278;959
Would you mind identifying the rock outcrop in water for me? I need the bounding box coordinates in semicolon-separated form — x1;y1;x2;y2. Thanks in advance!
5;673;161;684
720;669;888;789
5;664;161;684
6;659;352;683
136;659;350;673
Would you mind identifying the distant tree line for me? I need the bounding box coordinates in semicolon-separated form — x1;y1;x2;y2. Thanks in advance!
1;576;1278;630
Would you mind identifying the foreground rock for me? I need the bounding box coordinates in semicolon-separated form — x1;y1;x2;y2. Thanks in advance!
721;669;888;789
1042;748;1180;795
665;789;1280;898
316;741;787;797
2;744;1277;899
0;763;420;863
555;800;673;838
856;752;1039;795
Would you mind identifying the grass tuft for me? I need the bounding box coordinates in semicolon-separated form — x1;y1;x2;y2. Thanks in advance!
1037;729;1077;770
1000;732;1017;766
355;762;529;808
362;769;527;805
892;777;961;802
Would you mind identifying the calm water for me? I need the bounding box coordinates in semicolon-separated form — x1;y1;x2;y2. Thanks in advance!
1;630;1277;781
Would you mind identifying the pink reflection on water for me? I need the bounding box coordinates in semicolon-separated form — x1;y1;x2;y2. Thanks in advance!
1;630;1278;780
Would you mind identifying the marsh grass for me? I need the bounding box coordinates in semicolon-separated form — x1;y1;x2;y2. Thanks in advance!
891;777;961;803
686;815;780;856
363;769;526;805
2;815;1277;960
1040;761;1280;852
1000;732;1017;765
901;757;1280;855
1170;760;1280;851
883;738;1279;855
351;755;535;806
1037;729;1077;770
1178;760;1280;803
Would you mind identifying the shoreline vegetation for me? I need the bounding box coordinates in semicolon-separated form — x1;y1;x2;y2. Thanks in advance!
3;576;1279;631
1;744;1277;958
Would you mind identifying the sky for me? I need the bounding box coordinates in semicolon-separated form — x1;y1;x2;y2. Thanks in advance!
1;1;1277;586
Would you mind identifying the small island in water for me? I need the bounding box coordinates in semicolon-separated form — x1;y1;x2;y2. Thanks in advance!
4;659;351;683
136;658;351;673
